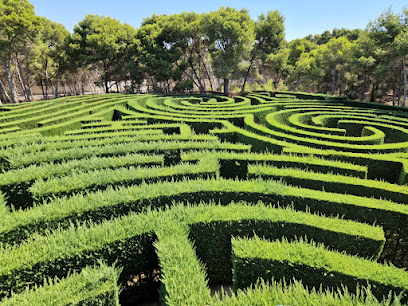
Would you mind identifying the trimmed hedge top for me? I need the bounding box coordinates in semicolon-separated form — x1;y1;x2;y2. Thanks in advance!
0;92;408;304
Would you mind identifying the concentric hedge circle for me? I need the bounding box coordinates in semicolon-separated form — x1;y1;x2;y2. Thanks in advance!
0;92;407;305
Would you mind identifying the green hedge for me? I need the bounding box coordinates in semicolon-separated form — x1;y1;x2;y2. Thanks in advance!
248;164;408;204
6;140;249;168
282;146;404;184
146;97;264;117
30;159;219;201
67;128;164;137
399;161;408;185
37;97;127;127
212;119;292;153
214;279;400;305
182;151;367;179
0;153;163;209
247;113;402;153
265;110;386;145
154;218;211;305
65;122;184;136
312;112;379;128
0;210;161;300
0;263;121;306
244;112;408;153
0;130;218;159
0;96;122;131
188;202;384;284
288;111;347;135
0;193;7;218
34;102;127;136
127;96;276;123
338;119;408;143
274;91;328;100
312;113;408;134
232;237;408;303
0;201;384;303
2;92;408;304
0;178;397;247
163;97;250;111
0;96;68;115
0;97;89;127
0;127;21;134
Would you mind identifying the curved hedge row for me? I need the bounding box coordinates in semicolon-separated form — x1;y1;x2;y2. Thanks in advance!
0;92;407;305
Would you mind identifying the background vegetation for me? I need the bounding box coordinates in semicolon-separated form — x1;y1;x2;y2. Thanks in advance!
0;0;407;105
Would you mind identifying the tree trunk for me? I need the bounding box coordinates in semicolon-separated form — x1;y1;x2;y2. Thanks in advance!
370;83;377;102
241;62;253;94
331;69;336;95
45;56;49;100
1;55;18;103
359;82;365;102
0;78;11;103
396;87;401;106
185;71;203;93
224;78;229;95
0;80;10;103
25;55;32;102
15;56;29;101
273;77;280;90
104;73;109;94
393;87;396;106
174;58;204;93
403;56;407;108
63;83;68;97
189;63;205;93
241;54;256;94
40;78;46;98
197;49;214;91
55;71;59;98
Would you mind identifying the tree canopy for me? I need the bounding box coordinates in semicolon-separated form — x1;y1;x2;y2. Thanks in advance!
0;1;407;105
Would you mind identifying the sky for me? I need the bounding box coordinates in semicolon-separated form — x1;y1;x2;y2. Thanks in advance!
31;0;407;41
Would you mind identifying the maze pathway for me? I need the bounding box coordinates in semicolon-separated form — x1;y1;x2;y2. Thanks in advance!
0;92;407;305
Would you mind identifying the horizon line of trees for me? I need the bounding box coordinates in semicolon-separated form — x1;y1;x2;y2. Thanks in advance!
0;0;407;106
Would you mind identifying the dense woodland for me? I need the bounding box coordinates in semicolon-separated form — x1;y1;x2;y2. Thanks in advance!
0;0;407;106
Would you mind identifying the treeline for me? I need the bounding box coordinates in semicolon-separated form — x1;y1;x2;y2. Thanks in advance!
0;0;407;106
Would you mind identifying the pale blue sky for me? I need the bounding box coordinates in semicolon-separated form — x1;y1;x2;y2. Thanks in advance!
31;0;407;41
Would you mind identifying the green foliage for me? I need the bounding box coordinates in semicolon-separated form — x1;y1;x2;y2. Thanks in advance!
155;220;211;305
30;159;219;200
0;152;163;208
232;237;408;302
189;201;384;284
0;177;397;248
215;279;400;305
183;150;368;178
0;208;160;300
0;2;407;103
249;164;408;204
1;92;408;304
6;139;245;168
203;7;255;93
0;263;121;306
69;15;136;93
0;0;40;51
395;29;408;57
254;11;285;60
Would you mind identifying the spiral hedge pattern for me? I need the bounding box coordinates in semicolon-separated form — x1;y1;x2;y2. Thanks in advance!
0;91;408;305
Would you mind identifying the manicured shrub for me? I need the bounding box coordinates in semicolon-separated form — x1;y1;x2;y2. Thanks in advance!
0;263;121;306
232;237;408;302
1;91;408;304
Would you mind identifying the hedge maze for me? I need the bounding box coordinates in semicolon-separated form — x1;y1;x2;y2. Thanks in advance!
0;92;408;305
